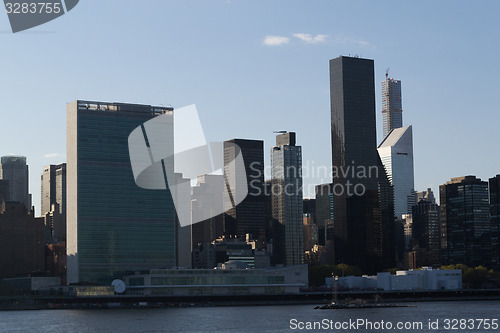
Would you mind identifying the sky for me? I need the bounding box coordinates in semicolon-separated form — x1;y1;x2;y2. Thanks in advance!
0;0;499;215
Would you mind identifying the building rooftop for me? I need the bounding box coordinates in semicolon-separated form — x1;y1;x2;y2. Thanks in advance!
74;100;173;115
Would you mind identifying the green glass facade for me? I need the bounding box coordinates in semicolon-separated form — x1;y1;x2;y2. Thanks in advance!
67;101;175;284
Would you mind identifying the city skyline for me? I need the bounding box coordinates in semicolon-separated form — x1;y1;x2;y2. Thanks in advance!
1;1;499;215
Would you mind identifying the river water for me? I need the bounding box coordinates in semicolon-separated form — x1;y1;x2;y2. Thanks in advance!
0;301;498;332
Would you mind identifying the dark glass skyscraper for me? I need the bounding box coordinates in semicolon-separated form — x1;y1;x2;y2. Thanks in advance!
411;200;441;266
315;183;333;246
67;101;176;284
330;56;395;273
440;176;490;267
223;139;266;240
489;175;500;269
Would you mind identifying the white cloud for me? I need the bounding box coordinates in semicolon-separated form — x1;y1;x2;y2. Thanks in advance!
293;33;329;44
44;153;65;158
262;35;290;46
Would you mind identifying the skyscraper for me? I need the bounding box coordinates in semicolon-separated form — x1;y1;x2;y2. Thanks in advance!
271;132;303;265
411;200;441;266
0;202;44;280
415;188;436;204
223;139;266;240
378;126;415;218
330;56;395;272
382;74;403;139
0;180;8;204
41;163;67;216
489;175;500;270
440;176;490;267
191;174;225;248
67;100;176;284
315;183;333;246
0;156;31;210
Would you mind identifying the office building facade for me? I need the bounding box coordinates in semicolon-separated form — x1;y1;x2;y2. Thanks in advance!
330;56;395;272
0;155;31;210
0;202;44;280
378;126;415;219
223;139;266;240
440;176;490;267
416;188;436;205
67;100;176;284
41;163;67;216
315;183;333;246
411;200;441;266
271;132;304;265
490;175;500;269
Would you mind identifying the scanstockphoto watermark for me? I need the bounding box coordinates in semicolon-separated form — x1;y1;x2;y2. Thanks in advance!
3;0;79;33
249;161;380;197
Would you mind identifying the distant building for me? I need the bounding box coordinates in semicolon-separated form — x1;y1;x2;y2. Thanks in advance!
326;267;462;291
271;132;304;265
41;163;66;216
302;215;318;252
45;242;66;284
440;176;490;267
66;100;176;284
411;200;441;267
173;173;192;269
489;175;500;270
315;183;333;246
378;126;415;219
302;198;316;222
223;139;266;239
376;268;462;291
191;174;225;249
330;56;395;272
41;163;67;244
305;244;330;266
415;188;436;204
122;264;308;296
0;180;9;204
0;202;45;280
0;156;31;210
42;204;66;243
381;74;403;140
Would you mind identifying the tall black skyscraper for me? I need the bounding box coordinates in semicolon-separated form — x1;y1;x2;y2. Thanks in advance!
411;200;441;266
330;56;395;272
223;139;266;240
489;175;500;270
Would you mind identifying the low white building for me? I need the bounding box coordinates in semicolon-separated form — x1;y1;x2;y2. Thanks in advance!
325;275;377;290
325;267;462;292
122;264;308;296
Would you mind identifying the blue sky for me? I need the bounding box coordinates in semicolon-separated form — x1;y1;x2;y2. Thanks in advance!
1;0;499;214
